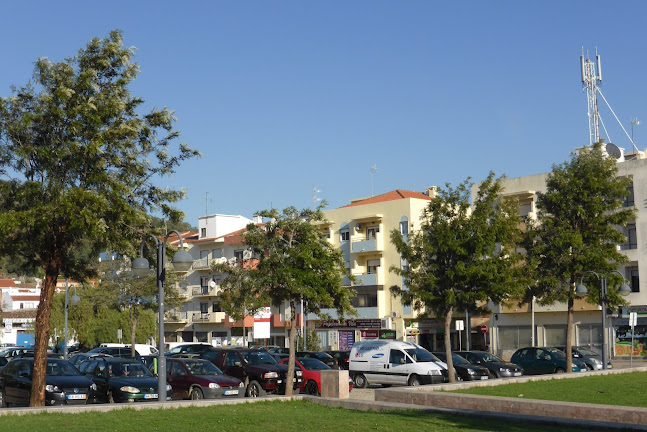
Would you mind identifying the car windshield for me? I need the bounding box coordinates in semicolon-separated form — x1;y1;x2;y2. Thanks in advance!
107;362;153;378
185;361;223;376
46;360;81;376
575;347;599;357
471;352;503;363
546;348;566;358
241;350;278;365
404;348;438;362
451;354;469;364
298;359;330;371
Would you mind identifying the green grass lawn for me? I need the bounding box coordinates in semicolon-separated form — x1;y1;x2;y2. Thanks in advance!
452;371;647;407
0;399;584;432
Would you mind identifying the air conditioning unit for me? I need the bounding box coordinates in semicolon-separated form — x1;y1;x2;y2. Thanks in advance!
381;317;392;329
391;311;400;318
243;249;253;259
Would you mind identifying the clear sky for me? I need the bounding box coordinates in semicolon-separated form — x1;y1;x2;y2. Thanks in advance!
2;2;647;226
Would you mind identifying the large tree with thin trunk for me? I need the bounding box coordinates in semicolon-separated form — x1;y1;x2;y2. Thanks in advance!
243;205;356;395
523;142;635;372
390;173;526;383
0;30;199;406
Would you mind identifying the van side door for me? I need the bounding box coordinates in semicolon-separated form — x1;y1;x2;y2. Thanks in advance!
386;349;409;385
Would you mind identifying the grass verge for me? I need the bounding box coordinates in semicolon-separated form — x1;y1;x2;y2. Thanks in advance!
0;399;585;432
452;371;647;407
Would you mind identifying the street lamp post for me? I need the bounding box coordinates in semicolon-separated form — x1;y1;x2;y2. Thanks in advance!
131;230;193;402
63;278;81;361
576;270;631;370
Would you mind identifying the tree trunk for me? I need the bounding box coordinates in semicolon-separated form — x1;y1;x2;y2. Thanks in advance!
30;269;59;407
444;308;456;383
566;294;574;372
285;297;297;396
130;304;138;357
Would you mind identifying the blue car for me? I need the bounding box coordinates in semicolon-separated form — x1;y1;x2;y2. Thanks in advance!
510;347;586;375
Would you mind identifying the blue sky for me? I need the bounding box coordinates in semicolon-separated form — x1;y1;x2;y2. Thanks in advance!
2;2;647;226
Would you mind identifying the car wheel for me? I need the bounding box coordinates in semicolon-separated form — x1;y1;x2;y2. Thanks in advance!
408;375;421;386
586;364;594;371
190;387;204;400
305;380;319;396
555;368;565;374
0;388;6;408
353;373;368;389
246;380;266;398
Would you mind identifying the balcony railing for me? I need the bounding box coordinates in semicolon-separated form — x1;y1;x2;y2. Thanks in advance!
192;285;222;297
192;257;211;270
165;311;190;323
351;235;383;253
191;312;227;324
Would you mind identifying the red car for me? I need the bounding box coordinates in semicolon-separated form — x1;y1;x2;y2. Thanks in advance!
280;357;352;396
166;358;244;399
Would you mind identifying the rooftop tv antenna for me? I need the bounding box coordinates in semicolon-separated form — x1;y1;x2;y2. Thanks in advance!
370;165;378;196
581;49;639;152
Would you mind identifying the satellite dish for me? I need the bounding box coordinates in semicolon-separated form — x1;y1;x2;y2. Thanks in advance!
209;280;217;288
606;143;622;159
219;257;227;263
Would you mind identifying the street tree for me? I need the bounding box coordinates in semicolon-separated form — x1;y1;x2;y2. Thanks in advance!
0;30;199;406
243;205;356;395
390;173;526;383
523;142;635;371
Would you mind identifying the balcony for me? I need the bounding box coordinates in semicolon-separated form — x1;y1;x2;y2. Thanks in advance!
191;312;227;324
192;285;222;297
192;257;212;270
351;235;383;254
351;267;384;286
165;311;189;324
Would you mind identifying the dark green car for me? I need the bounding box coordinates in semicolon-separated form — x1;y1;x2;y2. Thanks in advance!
510;347;586;375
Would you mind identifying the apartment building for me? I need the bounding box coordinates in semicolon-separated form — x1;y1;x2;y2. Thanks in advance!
481;148;647;360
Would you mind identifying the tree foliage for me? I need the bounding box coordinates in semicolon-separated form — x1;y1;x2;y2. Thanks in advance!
0;30;199;406
243;204;356;395
390;173;526;382
523;142;635;371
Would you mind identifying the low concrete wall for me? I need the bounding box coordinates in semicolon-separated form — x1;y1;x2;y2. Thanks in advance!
374;366;647;428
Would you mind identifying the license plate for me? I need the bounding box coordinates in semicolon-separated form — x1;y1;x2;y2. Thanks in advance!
67;394;86;400
224;390;238;395
513;372;522;376
480;376;489;380
144;393;158;399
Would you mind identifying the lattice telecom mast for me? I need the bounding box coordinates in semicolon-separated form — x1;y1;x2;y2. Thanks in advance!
581;51;602;146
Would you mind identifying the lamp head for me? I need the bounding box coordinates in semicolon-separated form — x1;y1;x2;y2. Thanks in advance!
618;283;632;296
171;250;193;272
70;294;81;306
575;284;588;298
132;257;151;277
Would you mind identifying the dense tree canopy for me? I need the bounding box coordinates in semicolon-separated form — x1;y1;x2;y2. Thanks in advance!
0;30;199;405
523;142;635;371
244;204;356;395
390;173;526;382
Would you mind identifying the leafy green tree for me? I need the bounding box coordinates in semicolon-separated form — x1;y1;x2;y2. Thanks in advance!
390;173;526;383
244;205;356;395
0;30;199;406
523;142;635;371
211;260;268;347
151;215;197;233
297;327;322;352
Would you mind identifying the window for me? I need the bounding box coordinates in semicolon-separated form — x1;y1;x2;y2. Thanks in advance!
212;331;227;338
626;266;640;292
544;325;567;346
399;220;408;236
367;259;380;274
624;182;635;208
624;224;637;250
200;302;209;314
171;361;187;376
340;230;350;242
354;294;378;307
578;324;602;348
200;250;209;259
498;326;532;350
212;302;222;313
234;250;244;261
195;332;208;343
212;249;223;259
200;276;211;288
366;226;378;240
201;228;206;238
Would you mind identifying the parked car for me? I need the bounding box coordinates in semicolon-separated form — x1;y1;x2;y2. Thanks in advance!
455;350;524;378
69;353;113;368
510;347;586;375
79;357;172;402
325;350;350;370
0;358;97;407
202;348;302;397
0;347;32;359
432;352;491;381
553;346;611;371
0;357;7;372
87;346;141;358
296;351;339;369
165;343;213;357
279;357;352;396
99;343;159;356
166;358;244;400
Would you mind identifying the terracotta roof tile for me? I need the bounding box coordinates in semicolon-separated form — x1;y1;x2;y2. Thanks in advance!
338;189;431;208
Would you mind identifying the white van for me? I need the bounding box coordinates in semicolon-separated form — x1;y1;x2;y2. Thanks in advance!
349;340;447;388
